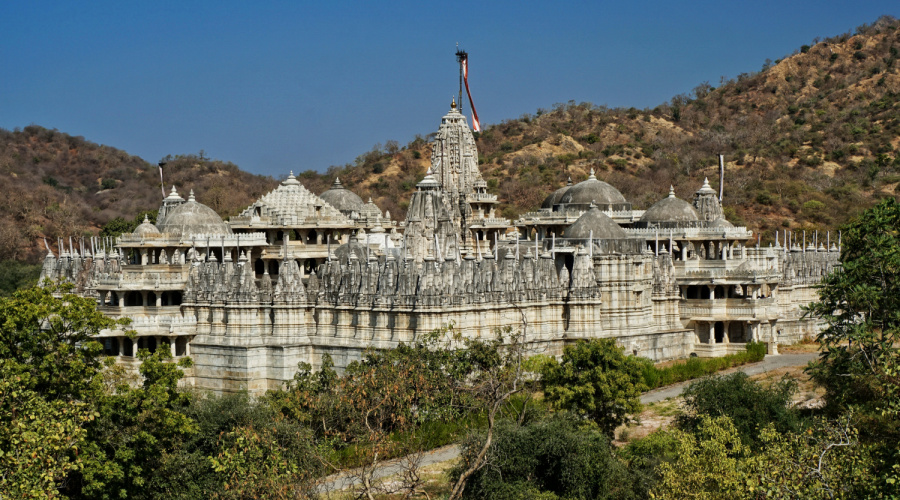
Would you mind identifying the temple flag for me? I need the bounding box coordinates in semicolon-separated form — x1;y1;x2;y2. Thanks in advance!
462;56;481;132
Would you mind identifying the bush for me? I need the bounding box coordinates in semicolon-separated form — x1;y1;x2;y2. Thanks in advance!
676;372;799;449
452;413;638;499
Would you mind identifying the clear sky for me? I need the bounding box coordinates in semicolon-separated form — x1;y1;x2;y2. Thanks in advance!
2;1;897;177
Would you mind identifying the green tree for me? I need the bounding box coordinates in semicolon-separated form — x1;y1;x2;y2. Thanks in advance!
806;197;900;417
540;339;646;437
99;210;158;238
0;284;120;402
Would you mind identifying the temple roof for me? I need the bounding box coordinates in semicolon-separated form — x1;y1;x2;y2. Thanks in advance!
319;177;366;215
237;172;349;225
641;186;700;223
558;169;627;206
563;206;627;240
157;191;232;238
133;215;160;236
541;177;573;209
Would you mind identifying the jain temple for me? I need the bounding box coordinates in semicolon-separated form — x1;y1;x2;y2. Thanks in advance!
40;99;840;394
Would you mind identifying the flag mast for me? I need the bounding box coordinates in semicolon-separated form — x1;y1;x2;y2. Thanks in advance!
456;44;465;116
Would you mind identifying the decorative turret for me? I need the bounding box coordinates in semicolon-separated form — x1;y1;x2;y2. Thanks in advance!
158;186;186;225
692;177;725;222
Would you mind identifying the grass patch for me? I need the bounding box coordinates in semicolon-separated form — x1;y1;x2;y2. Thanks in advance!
638;342;767;390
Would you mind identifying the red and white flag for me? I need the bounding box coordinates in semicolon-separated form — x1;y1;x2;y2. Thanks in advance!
462;57;481;132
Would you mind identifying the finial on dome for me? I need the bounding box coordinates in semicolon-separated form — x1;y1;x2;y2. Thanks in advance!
426;166;434;176
188;189;196;202
451;97;456;109
170;186;178;195
143;215;150;223
702;177;711;188
566;176;573;186
332;177;344;188
588;168;597;180
282;171;301;185
368;197;373;203
668;185;675;198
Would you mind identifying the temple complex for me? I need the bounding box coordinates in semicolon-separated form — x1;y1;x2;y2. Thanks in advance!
40;99;840;394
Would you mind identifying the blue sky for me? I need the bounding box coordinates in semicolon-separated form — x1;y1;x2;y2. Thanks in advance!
2;1;897;177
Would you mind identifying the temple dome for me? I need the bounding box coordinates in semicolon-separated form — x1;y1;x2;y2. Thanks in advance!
133;215;160;236
157;191;231;238
558;169;627;206
541;177;573;209
641;187;700;223
320;177;365;215
563;206;627;240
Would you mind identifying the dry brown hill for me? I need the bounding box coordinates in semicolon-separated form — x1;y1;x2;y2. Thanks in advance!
0;126;278;262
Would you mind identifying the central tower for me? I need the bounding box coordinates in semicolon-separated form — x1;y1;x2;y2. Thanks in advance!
430;99;484;199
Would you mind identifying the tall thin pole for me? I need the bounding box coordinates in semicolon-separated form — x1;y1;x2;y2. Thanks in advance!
456;45;464;116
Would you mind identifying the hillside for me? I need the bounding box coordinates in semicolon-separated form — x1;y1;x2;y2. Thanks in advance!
319;15;900;240
0;127;278;262
2;15;898;266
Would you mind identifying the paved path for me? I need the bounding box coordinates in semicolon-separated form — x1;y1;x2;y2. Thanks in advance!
319;352;819;492
318;444;461;494
640;352;818;403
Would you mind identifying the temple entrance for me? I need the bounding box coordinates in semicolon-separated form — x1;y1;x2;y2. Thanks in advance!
714;321;725;343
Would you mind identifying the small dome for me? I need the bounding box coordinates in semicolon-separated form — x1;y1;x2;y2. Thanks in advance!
563;206;627;240
558;169;627;206
157;190;231;238
541;177;573;209
133;215;160;236
320;177;365;215
641;186;700;223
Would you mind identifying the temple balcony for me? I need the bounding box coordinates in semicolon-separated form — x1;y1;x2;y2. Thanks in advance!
680;298;778;322
95;264;190;290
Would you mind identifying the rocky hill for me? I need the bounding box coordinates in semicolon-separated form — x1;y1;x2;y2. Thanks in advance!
2;15;898;266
